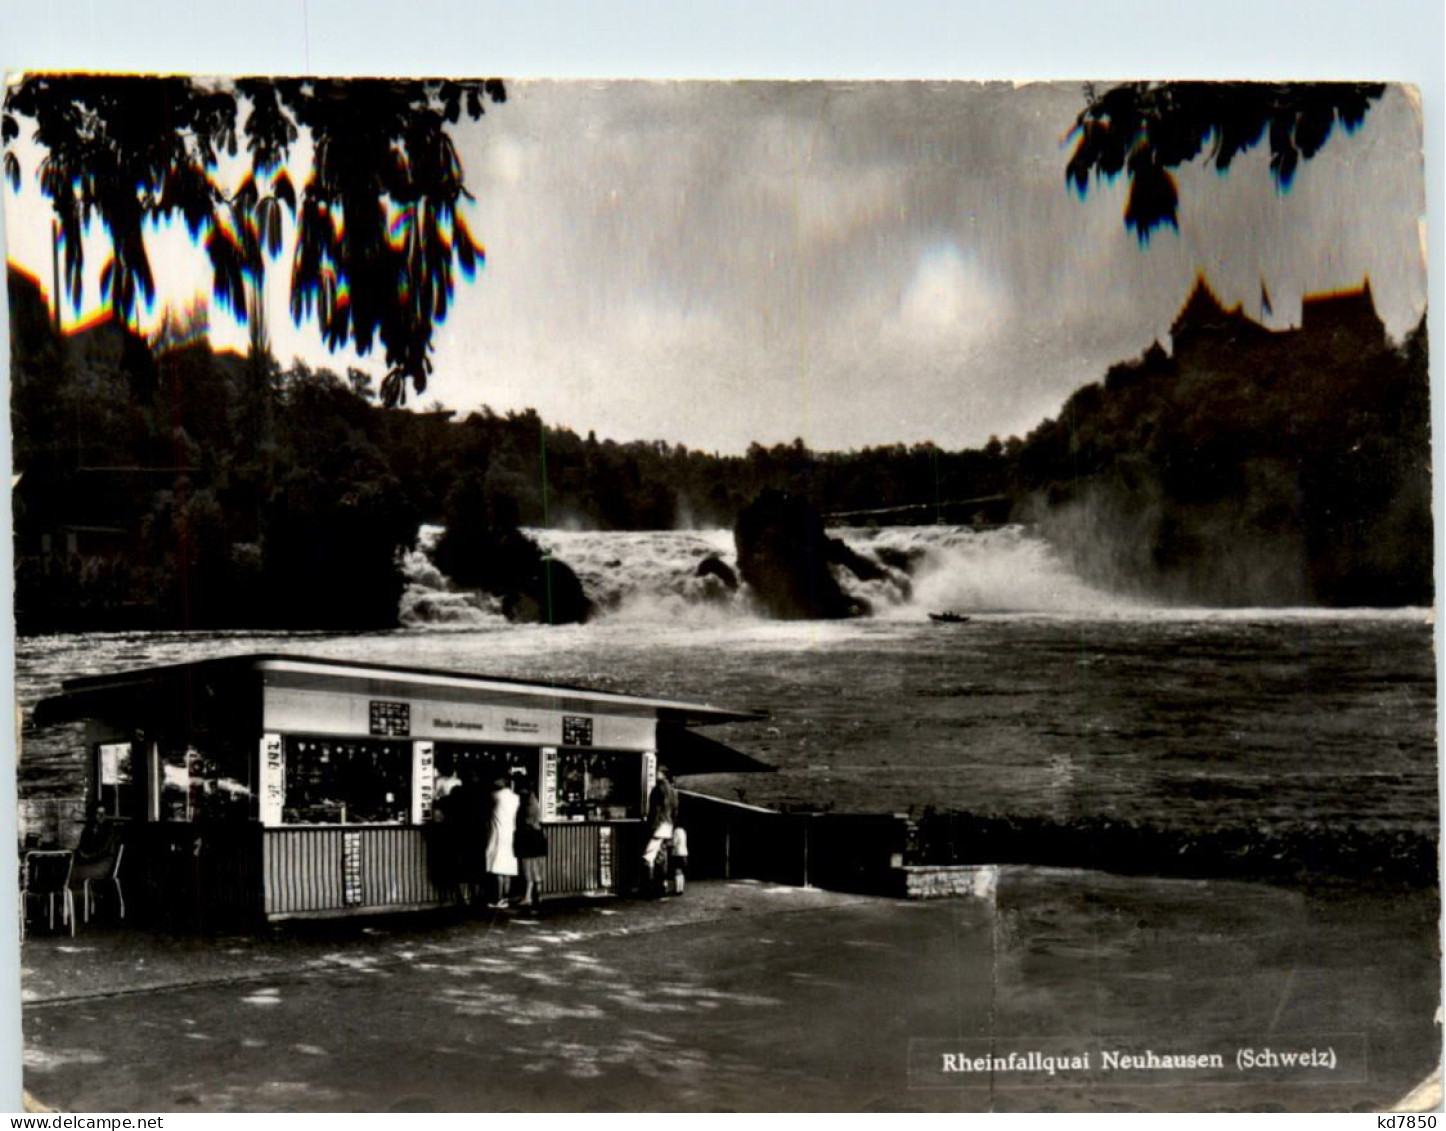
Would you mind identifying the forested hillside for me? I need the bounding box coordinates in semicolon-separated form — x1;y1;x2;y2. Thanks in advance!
9;268;1010;632
10;265;1430;632
1010;280;1431;606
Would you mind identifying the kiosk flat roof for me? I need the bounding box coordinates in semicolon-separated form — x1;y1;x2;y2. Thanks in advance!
35;655;774;773
41;653;767;724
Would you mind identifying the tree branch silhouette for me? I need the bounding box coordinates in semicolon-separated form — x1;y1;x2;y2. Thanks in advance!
1066;81;1386;242
4;74;507;406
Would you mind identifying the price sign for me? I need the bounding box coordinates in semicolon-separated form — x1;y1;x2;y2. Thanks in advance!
541;748;559;821
413;741;435;824
342;832;363;905
369;700;411;737
598;825;613;890
260;734;284;826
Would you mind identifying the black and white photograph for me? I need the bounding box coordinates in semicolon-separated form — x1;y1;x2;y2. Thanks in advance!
2;48;1439;1115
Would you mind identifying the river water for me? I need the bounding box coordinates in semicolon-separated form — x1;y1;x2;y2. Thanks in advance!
17;525;1441;1115
15;526;1438;880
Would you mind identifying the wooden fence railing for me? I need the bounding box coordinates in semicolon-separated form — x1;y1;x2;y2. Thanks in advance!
679;790;911;895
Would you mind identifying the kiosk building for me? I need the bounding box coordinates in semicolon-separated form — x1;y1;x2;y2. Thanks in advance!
33;654;768;923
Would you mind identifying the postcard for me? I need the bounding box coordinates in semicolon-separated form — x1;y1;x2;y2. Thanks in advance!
5;74;1436;1113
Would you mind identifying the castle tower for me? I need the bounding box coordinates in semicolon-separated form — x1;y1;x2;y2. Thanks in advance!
1169;273;1269;362
1299;277;1387;352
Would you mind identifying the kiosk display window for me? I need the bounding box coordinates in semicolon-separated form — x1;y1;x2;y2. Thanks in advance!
158;737;256;822
555;749;643;821
283;737;411;824
96;742;138;818
434;743;539;797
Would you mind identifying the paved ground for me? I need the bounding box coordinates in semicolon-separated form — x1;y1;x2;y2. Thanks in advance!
19;873;1441;1112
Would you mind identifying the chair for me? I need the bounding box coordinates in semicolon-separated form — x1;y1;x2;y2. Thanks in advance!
21;851;75;938
71;843;125;923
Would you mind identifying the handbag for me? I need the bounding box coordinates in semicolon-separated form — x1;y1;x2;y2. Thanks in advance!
514;825;548;858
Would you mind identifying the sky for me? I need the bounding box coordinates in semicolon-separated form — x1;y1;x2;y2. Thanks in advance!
2;79;1428;454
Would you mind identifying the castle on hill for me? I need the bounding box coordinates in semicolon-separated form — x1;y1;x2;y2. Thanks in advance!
1167;274;1387;367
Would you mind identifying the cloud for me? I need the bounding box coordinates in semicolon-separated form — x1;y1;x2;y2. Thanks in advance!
893;241;1003;337
6;80;1425;452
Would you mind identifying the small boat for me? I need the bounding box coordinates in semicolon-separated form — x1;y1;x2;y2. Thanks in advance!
928;611;971;624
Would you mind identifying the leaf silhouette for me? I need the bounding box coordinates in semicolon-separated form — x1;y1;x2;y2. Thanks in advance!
5;73;505;401
273;169;296;212
1067;81;1386;239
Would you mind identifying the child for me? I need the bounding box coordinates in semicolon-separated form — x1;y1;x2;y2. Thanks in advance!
668;825;688;896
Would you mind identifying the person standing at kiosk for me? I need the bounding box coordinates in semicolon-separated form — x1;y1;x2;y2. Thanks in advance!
429;755;467;908
486;776;520;908
641;766;679;897
514;787;547;911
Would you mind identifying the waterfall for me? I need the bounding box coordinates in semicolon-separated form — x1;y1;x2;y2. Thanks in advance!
397;527;508;628
398;523;1128;626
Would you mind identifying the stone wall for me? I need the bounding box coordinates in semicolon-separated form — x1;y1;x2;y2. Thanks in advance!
894;863;999;901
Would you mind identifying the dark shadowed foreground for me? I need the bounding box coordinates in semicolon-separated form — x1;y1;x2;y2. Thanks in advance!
22;874;1438;1113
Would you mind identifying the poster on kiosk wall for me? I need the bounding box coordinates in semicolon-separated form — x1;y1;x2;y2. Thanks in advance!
412;741;435;825
541;748;559;822
259;735;284;827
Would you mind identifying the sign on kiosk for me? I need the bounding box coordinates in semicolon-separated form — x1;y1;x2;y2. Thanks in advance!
413;741;435;824
541;747;559;821
260;734;284;826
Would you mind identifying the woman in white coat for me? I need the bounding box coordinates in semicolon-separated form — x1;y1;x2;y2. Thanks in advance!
485;776;520;907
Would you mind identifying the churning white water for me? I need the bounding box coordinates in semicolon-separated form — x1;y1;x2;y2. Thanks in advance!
830;525;1134;617
398;524;1132;627
533;527;745;622
397;526;506;628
